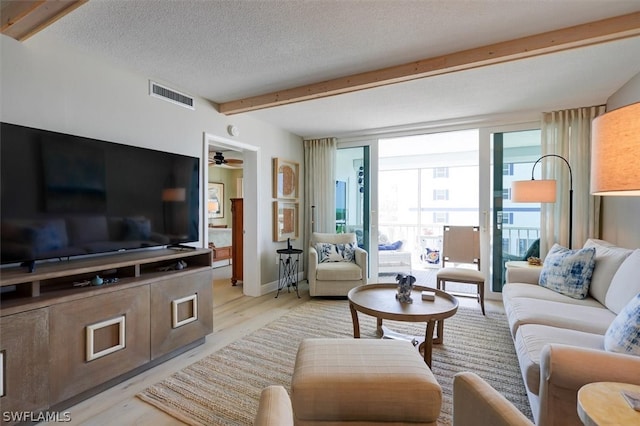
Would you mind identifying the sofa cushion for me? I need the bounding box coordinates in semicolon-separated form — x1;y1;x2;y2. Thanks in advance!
605;249;640;314
315;261;362;281
107;218;122;241
505;297;615;337
539;244;596;299
503;283;604;308
514;324;603;395
583;239;633;305
315;242;356;263
67;216;109;245
123;217;152;240
26;220;68;252
2;219;69;252
379;240;403;251
604;293;640;356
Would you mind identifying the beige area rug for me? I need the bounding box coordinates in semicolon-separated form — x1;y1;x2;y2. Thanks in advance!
138;299;532;425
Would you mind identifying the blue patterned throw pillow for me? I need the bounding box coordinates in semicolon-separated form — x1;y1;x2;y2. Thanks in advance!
315;242;356;263
539;244;596;299
604;293;640;356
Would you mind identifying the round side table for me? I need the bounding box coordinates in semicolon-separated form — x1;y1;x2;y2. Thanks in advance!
577;382;640;425
276;248;303;298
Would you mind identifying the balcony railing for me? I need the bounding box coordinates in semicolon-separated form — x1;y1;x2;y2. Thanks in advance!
376;222;540;265
502;226;540;258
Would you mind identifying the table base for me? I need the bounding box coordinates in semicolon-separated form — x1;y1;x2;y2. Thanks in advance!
349;306;445;367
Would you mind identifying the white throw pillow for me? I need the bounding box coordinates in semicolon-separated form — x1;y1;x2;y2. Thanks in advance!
539;244;596;299
604;293;640;356
605;249;640;314
315;242;356;263
583;239;633;305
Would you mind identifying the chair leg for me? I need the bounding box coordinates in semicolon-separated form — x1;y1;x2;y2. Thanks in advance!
478;281;485;316
438;279;446;291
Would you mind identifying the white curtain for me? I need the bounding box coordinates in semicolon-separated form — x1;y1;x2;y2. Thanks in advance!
304;138;337;238
540;105;606;255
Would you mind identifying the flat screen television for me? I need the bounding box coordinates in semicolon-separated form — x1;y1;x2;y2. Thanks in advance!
1;122;200;267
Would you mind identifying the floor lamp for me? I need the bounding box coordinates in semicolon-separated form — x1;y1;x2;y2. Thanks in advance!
512;154;573;249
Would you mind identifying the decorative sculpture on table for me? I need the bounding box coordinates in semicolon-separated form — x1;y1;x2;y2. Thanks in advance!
395;273;417;303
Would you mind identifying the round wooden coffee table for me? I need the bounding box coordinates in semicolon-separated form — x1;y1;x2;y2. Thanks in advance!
347;283;458;367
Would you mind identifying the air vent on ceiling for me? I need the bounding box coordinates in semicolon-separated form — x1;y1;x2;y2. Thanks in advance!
149;81;194;110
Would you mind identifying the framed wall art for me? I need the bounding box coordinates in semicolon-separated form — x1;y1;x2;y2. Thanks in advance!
273;201;299;241
208;182;224;219
273;158;299;200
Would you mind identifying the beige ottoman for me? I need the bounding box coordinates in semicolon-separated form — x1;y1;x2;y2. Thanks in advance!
291;338;442;425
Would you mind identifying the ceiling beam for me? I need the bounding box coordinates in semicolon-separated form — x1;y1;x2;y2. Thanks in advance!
219;12;640;115
1;0;87;41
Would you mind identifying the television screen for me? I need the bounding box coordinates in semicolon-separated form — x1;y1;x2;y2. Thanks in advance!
1;122;200;266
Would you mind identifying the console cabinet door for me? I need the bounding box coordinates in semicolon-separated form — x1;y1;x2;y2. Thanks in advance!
150;269;213;359
48;286;150;405
0;309;49;417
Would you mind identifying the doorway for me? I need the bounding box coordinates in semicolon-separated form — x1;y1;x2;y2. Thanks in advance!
203;133;261;298
377;130;481;287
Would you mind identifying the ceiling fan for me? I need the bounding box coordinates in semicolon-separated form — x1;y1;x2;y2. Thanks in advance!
209;151;243;166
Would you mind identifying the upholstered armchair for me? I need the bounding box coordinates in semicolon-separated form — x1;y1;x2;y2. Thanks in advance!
453;372;533;426
255;372;533;426
308;232;368;297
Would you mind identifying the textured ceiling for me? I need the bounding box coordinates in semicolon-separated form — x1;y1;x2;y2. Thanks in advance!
31;0;640;138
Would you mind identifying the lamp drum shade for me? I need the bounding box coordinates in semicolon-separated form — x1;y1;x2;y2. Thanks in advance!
512;179;557;203
591;102;640;196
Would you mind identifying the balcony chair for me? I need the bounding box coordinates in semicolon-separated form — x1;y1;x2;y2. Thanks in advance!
308;232;368;297
502;238;540;284
503;238;540;264
436;225;485;315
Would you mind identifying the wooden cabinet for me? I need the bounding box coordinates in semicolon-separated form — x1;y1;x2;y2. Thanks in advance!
0;309;49;416
0;248;213;416
231;198;243;285
150;270;213;359
49;285;151;404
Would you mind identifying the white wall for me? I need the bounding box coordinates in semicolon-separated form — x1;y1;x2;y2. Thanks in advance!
0;35;304;294
601;72;640;249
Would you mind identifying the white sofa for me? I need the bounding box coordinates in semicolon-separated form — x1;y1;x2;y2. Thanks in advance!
503;238;640;426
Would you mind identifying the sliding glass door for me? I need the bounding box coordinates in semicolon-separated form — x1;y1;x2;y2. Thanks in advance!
336;146;371;271
489;128;542;291
337;123;540;292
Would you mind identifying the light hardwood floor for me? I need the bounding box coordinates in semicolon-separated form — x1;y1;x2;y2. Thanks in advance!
42;267;502;425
